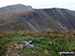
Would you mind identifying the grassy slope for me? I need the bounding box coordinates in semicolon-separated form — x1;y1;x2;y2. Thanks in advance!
0;31;75;56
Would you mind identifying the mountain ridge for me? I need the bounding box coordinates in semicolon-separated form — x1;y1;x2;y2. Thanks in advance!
0;4;75;31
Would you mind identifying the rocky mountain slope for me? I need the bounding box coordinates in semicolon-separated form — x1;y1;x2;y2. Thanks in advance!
0;4;75;31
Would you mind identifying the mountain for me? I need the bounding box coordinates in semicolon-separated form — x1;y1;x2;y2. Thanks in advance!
0;4;75;31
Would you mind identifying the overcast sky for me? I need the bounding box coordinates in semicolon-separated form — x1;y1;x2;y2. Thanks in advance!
0;0;75;10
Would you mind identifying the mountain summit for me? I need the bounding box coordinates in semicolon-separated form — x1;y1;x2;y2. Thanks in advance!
0;4;33;12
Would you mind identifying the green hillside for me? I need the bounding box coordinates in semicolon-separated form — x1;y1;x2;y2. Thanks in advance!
0;31;75;56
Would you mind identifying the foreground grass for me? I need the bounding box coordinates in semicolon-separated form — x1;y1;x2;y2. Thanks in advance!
0;31;75;56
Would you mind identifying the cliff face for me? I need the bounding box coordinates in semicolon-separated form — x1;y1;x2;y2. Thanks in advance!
0;4;75;31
